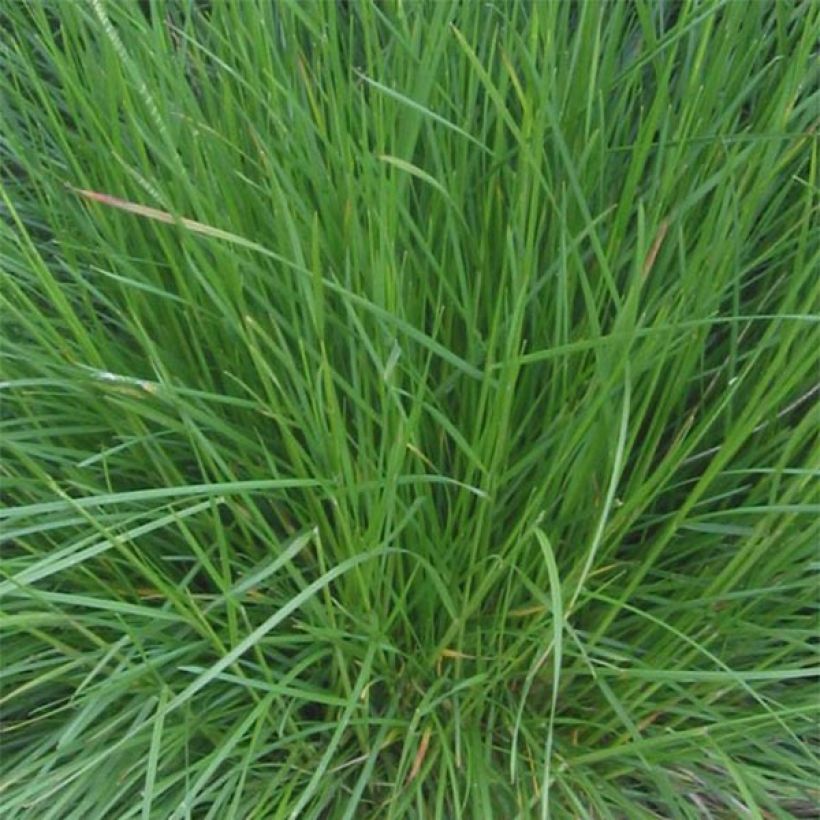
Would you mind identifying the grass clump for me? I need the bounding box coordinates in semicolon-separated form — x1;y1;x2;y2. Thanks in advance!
1;1;818;816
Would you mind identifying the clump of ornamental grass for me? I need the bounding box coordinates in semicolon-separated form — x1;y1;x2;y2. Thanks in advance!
1;1;818;817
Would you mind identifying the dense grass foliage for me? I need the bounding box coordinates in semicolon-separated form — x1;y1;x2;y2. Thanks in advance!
2;1;818;816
